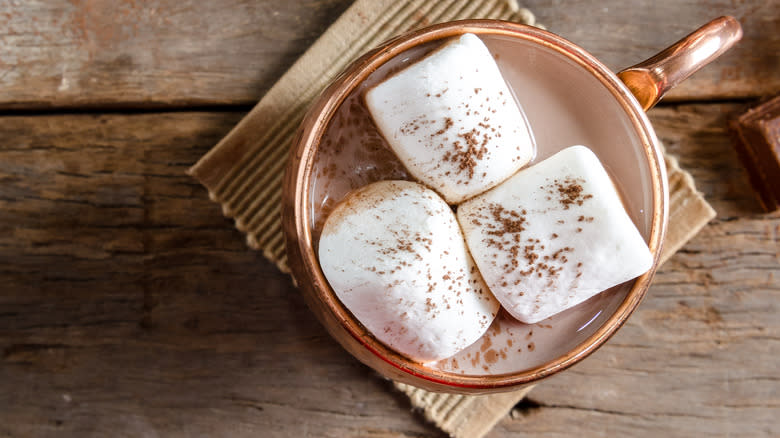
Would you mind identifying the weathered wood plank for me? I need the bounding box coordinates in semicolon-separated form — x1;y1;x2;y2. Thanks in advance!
0;0;353;109
0;0;776;109
0;103;777;437
0;112;442;437
529;0;780;102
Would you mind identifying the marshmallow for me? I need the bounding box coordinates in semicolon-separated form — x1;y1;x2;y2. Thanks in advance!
318;180;499;362
364;33;535;204
457;146;653;324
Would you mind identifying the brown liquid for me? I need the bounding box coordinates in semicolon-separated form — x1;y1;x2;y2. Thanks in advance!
309;33;653;374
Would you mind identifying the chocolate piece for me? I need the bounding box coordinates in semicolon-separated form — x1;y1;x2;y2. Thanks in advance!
730;95;780;212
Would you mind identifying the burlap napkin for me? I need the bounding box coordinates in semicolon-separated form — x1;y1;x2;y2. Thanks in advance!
188;0;716;436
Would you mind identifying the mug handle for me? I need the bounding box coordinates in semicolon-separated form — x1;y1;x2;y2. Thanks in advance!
617;16;743;111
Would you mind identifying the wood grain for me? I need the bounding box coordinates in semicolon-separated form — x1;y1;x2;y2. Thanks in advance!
1;0;778;436
0;103;777;437
528;0;780;102
0;0;776;110
0;0;353;109
0;112;441;437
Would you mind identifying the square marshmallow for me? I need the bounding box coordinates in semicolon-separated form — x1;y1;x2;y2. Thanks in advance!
457;146;653;323
365;33;535;204
318;181;499;362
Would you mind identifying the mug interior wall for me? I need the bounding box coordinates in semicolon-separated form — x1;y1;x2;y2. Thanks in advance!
484;34;653;237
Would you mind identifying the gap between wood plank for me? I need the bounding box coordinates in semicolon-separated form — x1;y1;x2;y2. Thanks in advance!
0;97;759;117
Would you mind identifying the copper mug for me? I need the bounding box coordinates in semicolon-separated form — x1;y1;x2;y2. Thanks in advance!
282;17;741;393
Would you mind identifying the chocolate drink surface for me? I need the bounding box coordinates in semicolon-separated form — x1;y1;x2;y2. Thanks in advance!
309;33;654;373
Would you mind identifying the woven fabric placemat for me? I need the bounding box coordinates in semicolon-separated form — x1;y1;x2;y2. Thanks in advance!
189;1;716;436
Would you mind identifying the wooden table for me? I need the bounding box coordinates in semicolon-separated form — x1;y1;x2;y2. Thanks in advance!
1;1;778;436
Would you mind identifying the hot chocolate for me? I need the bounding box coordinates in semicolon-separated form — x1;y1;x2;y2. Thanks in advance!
309;32;654;375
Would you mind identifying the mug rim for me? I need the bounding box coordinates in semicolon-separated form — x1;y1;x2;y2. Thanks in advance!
283;19;669;391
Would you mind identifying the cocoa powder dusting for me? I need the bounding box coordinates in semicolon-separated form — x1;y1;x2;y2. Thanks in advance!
445;128;491;178
470;195;583;287
428;113;497;180
431;117;454;137
476;203;528;275
549;177;593;209
487;204;526;235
